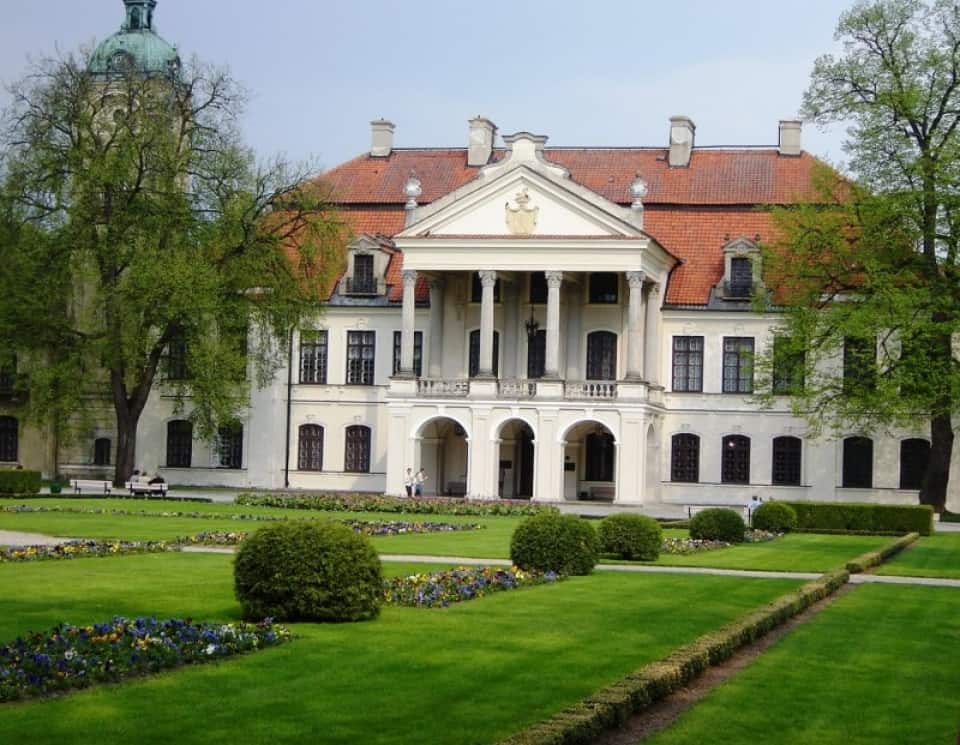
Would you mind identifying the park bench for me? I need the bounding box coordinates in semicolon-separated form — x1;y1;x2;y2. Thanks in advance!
124;481;168;497
685;503;749;520
69;479;113;495
588;486;616;501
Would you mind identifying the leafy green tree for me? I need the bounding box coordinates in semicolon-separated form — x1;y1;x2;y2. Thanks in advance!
763;0;960;510
0;53;343;483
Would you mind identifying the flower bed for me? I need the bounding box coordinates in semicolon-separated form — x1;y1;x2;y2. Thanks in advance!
660;530;779;555
0;504;289;522
178;520;481;546
0;617;290;703
236;493;554;517
383;566;560;608
0;539;174;563
178;531;248;546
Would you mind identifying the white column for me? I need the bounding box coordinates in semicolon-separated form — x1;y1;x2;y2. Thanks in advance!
478;270;497;377
400;269;417;376
644;282;661;385
544;271;563;378
626;271;646;381
428;278;444;377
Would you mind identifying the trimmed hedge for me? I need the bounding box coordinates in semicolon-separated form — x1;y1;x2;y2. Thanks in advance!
510;513;599;575
844;532;919;573
235;492;553;517
497;569;850;745
783;501;933;536
689;508;746;543
0;471;41;495
598;514;662;560
751;502;797;532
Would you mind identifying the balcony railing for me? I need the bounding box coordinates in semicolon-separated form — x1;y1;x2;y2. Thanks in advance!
417;378;469;398
723;280;753;299
344;277;380;295
498;379;537;398
564;381;617;400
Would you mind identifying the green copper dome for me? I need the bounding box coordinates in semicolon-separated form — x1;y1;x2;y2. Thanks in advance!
90;1;180;77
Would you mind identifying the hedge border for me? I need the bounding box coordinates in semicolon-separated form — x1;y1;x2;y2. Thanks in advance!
496;569;849;745
793;528;906;536
782;501;933;536
844;532;919;573
0;494;213;503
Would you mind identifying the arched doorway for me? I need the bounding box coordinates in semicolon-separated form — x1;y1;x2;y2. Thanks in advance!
497;419;535;499
416;417;469;497
562;420;617;501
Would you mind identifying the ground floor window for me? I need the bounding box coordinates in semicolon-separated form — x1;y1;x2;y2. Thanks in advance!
298;424;324;471
671;433;700;482
771;436;802;486
93;437;111;466
0;416;17;462
166;420;192;468
899;438;930;490
216;425;243;469
345;425;371;473
842;437;873;488
721;435;751;484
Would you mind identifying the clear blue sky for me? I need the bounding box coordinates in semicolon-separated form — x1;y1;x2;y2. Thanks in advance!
2;0;852;172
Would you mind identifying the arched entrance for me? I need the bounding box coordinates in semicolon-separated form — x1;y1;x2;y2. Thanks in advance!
562;420;617;502
496;419;535;499
416;417;469;497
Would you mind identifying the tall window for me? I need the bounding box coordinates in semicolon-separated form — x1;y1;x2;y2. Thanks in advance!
346;331;376;385
585;431;615;481
216;425;243;469
471;273;501;303
166;420;192;468
351;254;376;293
721;435;751;484
166;335;188;381
93;438;112;466
728;257;753;297
586;331;617;380
298;424;324;471
900;439;930;490
671;433;700;483
722;337;754;393
529;272;547;304
527;329;546;379
300;330;328;384
672;336;704;392
589;273;619;304
0;416;17;462
345;425;371;473
844;336;876;393
772;336;805;395
392;331;423;377
469;330;500;377
772;436;802;486
0;355;16;394
842;437;873;488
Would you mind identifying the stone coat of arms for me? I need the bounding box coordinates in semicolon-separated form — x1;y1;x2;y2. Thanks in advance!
505;188;538;235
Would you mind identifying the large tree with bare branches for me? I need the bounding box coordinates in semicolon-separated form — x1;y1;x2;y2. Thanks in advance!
0;53;342;483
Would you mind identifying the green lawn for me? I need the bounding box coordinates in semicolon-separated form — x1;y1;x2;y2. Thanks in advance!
875;532;960;578
0;553;799;745
645;584;960;745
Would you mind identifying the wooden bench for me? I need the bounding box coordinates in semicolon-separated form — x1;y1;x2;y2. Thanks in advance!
125;481;168;497
686;504;749;520
589;486;616;501
70;479;113;495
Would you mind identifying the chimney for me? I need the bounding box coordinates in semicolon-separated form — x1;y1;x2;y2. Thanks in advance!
778;120;802;156
668;116;695;167
370;119;395;158
468;116;497;167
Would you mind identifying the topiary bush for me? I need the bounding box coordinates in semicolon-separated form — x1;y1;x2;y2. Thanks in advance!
598;513;662;560
234;521;382;623
0;470;41;495
689;508;746;543
751;502;797;532
510;513;598;575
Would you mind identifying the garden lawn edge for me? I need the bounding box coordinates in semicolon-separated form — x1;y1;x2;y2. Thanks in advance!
844;532;919;573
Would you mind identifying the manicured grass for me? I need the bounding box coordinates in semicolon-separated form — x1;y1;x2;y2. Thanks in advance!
0;553;799;745
875;532;960;578
645;584;960;745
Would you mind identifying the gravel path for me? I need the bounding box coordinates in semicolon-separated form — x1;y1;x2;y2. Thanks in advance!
0;530;81;547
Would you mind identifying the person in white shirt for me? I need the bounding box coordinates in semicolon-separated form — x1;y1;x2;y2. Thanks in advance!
748;495;762;526
403;468;414;497
414;468;428;497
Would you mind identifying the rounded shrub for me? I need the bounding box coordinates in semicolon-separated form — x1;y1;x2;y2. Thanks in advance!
689;508;746;543
510;513;599;575
234;521;382;623
598;513;662;560
751;501;798;532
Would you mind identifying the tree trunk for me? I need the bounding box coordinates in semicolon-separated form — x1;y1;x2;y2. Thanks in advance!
114;408;138;487
921;412;953;513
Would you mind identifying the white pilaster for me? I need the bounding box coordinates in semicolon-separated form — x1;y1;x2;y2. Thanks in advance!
478;270;497;377
626;271;646;381
400;269;417;376
544;271;563;378
644;282;662;385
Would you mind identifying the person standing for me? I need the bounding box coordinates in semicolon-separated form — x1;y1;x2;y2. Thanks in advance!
748;495;762;526
414;468;428;497
403;468;414;497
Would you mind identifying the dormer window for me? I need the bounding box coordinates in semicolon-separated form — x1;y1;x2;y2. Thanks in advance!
351;254;376;294
343;238;387;296
718;237;762;300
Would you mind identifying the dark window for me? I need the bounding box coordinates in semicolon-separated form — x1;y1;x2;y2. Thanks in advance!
0;416;17;462
671;434;700;483
216;425;243;469
166;420;192;468
844;337;876;393
300;330;328;384
672;336;704;392
723;337;754;393
900;439;930;490
471;273;500;303
93;438;111;466
166;335;188;381
527;329;546;379
589;273;619;304
728;257;753;297
529;272;548;304
345;425;371;473
298;424;324;471
346;331;376;385
0;355;16;395
585;431;615;481
469;330;500;377
350;254;376;293
392;331;423;377
129;7;141;29
586;331;617;380
842;437;873;488
721;435;751;484
772;436;802;486
773;336;805;395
